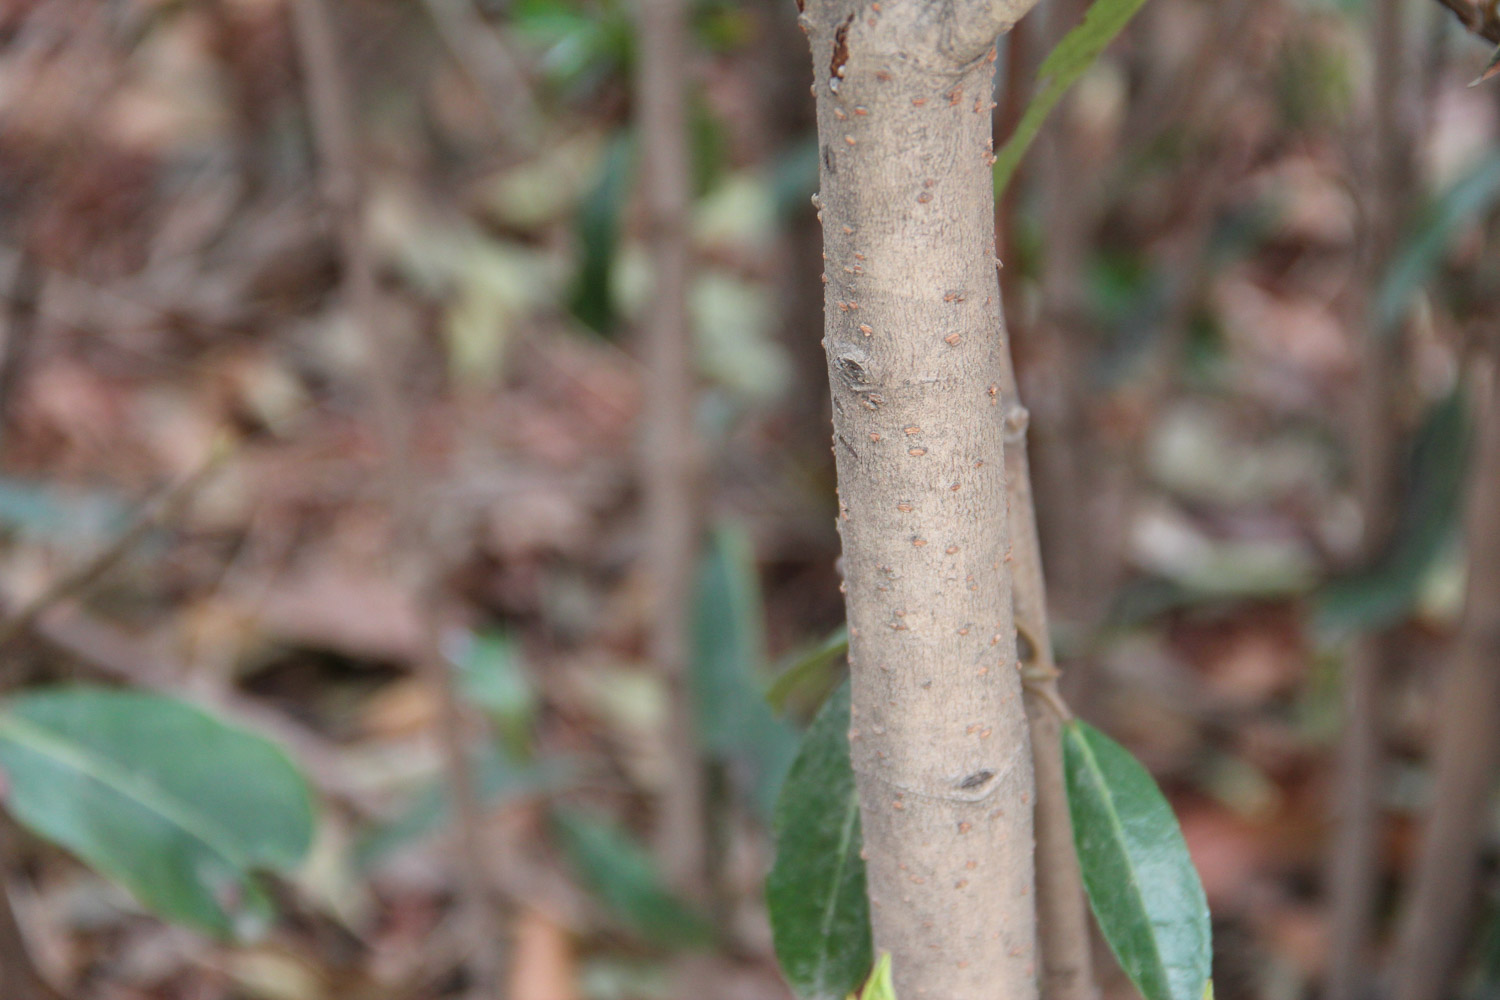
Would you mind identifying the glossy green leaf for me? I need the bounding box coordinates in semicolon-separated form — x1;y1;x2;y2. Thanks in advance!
766;626;848;715
1376;152;1500;337
1319;388;1472;634
993;0;1153;195
767;682;871;1000
691;524;799;817
0;687;316;938
1063;720;1211;1000
553;807;713;948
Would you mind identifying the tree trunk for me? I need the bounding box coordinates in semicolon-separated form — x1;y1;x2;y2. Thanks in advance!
799;1;1039;994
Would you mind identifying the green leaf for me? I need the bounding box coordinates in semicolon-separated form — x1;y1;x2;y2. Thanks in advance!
553;807;713;948
767;682;871;1000
993;0;1153;196
1318;388;1472;634
691;524;800;817
448;630;535;756
0;687;316;938
766;626;848;715
1376;152;1500;336
568;131;633;333
1063;719;1211;1000
855;953;895;1000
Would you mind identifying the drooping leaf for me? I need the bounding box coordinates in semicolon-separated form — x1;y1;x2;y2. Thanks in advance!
553;807;713;948
691;524;799;817
993;0;1153;196
1375;152;1500;337
1318;388;1472;634
767;682;871;1000
0;687;316;938
1063;719;1211;1000
766;626;848;715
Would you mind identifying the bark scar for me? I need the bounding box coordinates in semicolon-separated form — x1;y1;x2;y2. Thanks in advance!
852;748;1027;804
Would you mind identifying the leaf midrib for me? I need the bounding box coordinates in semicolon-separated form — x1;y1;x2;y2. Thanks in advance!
812;788;861;995
0;712;251;871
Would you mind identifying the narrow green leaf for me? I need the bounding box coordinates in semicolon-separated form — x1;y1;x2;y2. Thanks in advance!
1376;152;1500;336
568;131;633;333
993;0;1153;196
0;687;316;938
1063;720;1211;1000
691;524;799;817
767;682;871;1000
1318;388;1472;634
766;626;848;715
553;807;713;948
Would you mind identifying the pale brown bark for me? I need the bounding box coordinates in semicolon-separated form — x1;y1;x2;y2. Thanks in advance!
634;0;707;899
800;1;1039;995
1390;357;1500;1000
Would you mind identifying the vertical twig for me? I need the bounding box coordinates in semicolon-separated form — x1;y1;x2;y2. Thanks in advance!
288;1;503;992
633;0;707;899
0;250;40;446
1325;1;1414;996
1390;357;1500;1000
1001;344;1096;1000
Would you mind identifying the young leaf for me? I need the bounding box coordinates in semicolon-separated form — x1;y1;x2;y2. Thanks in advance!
1063;720;1211;1000
0;687;316;938
993;0;1153;196
553;807;713;948
767;682;872;1000
856;953;896;1000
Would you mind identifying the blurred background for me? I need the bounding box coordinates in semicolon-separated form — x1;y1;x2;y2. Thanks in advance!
1;0;1499;998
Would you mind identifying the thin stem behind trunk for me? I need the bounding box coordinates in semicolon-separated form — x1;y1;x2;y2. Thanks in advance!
1390;357;1500;1000
634;0;707;900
